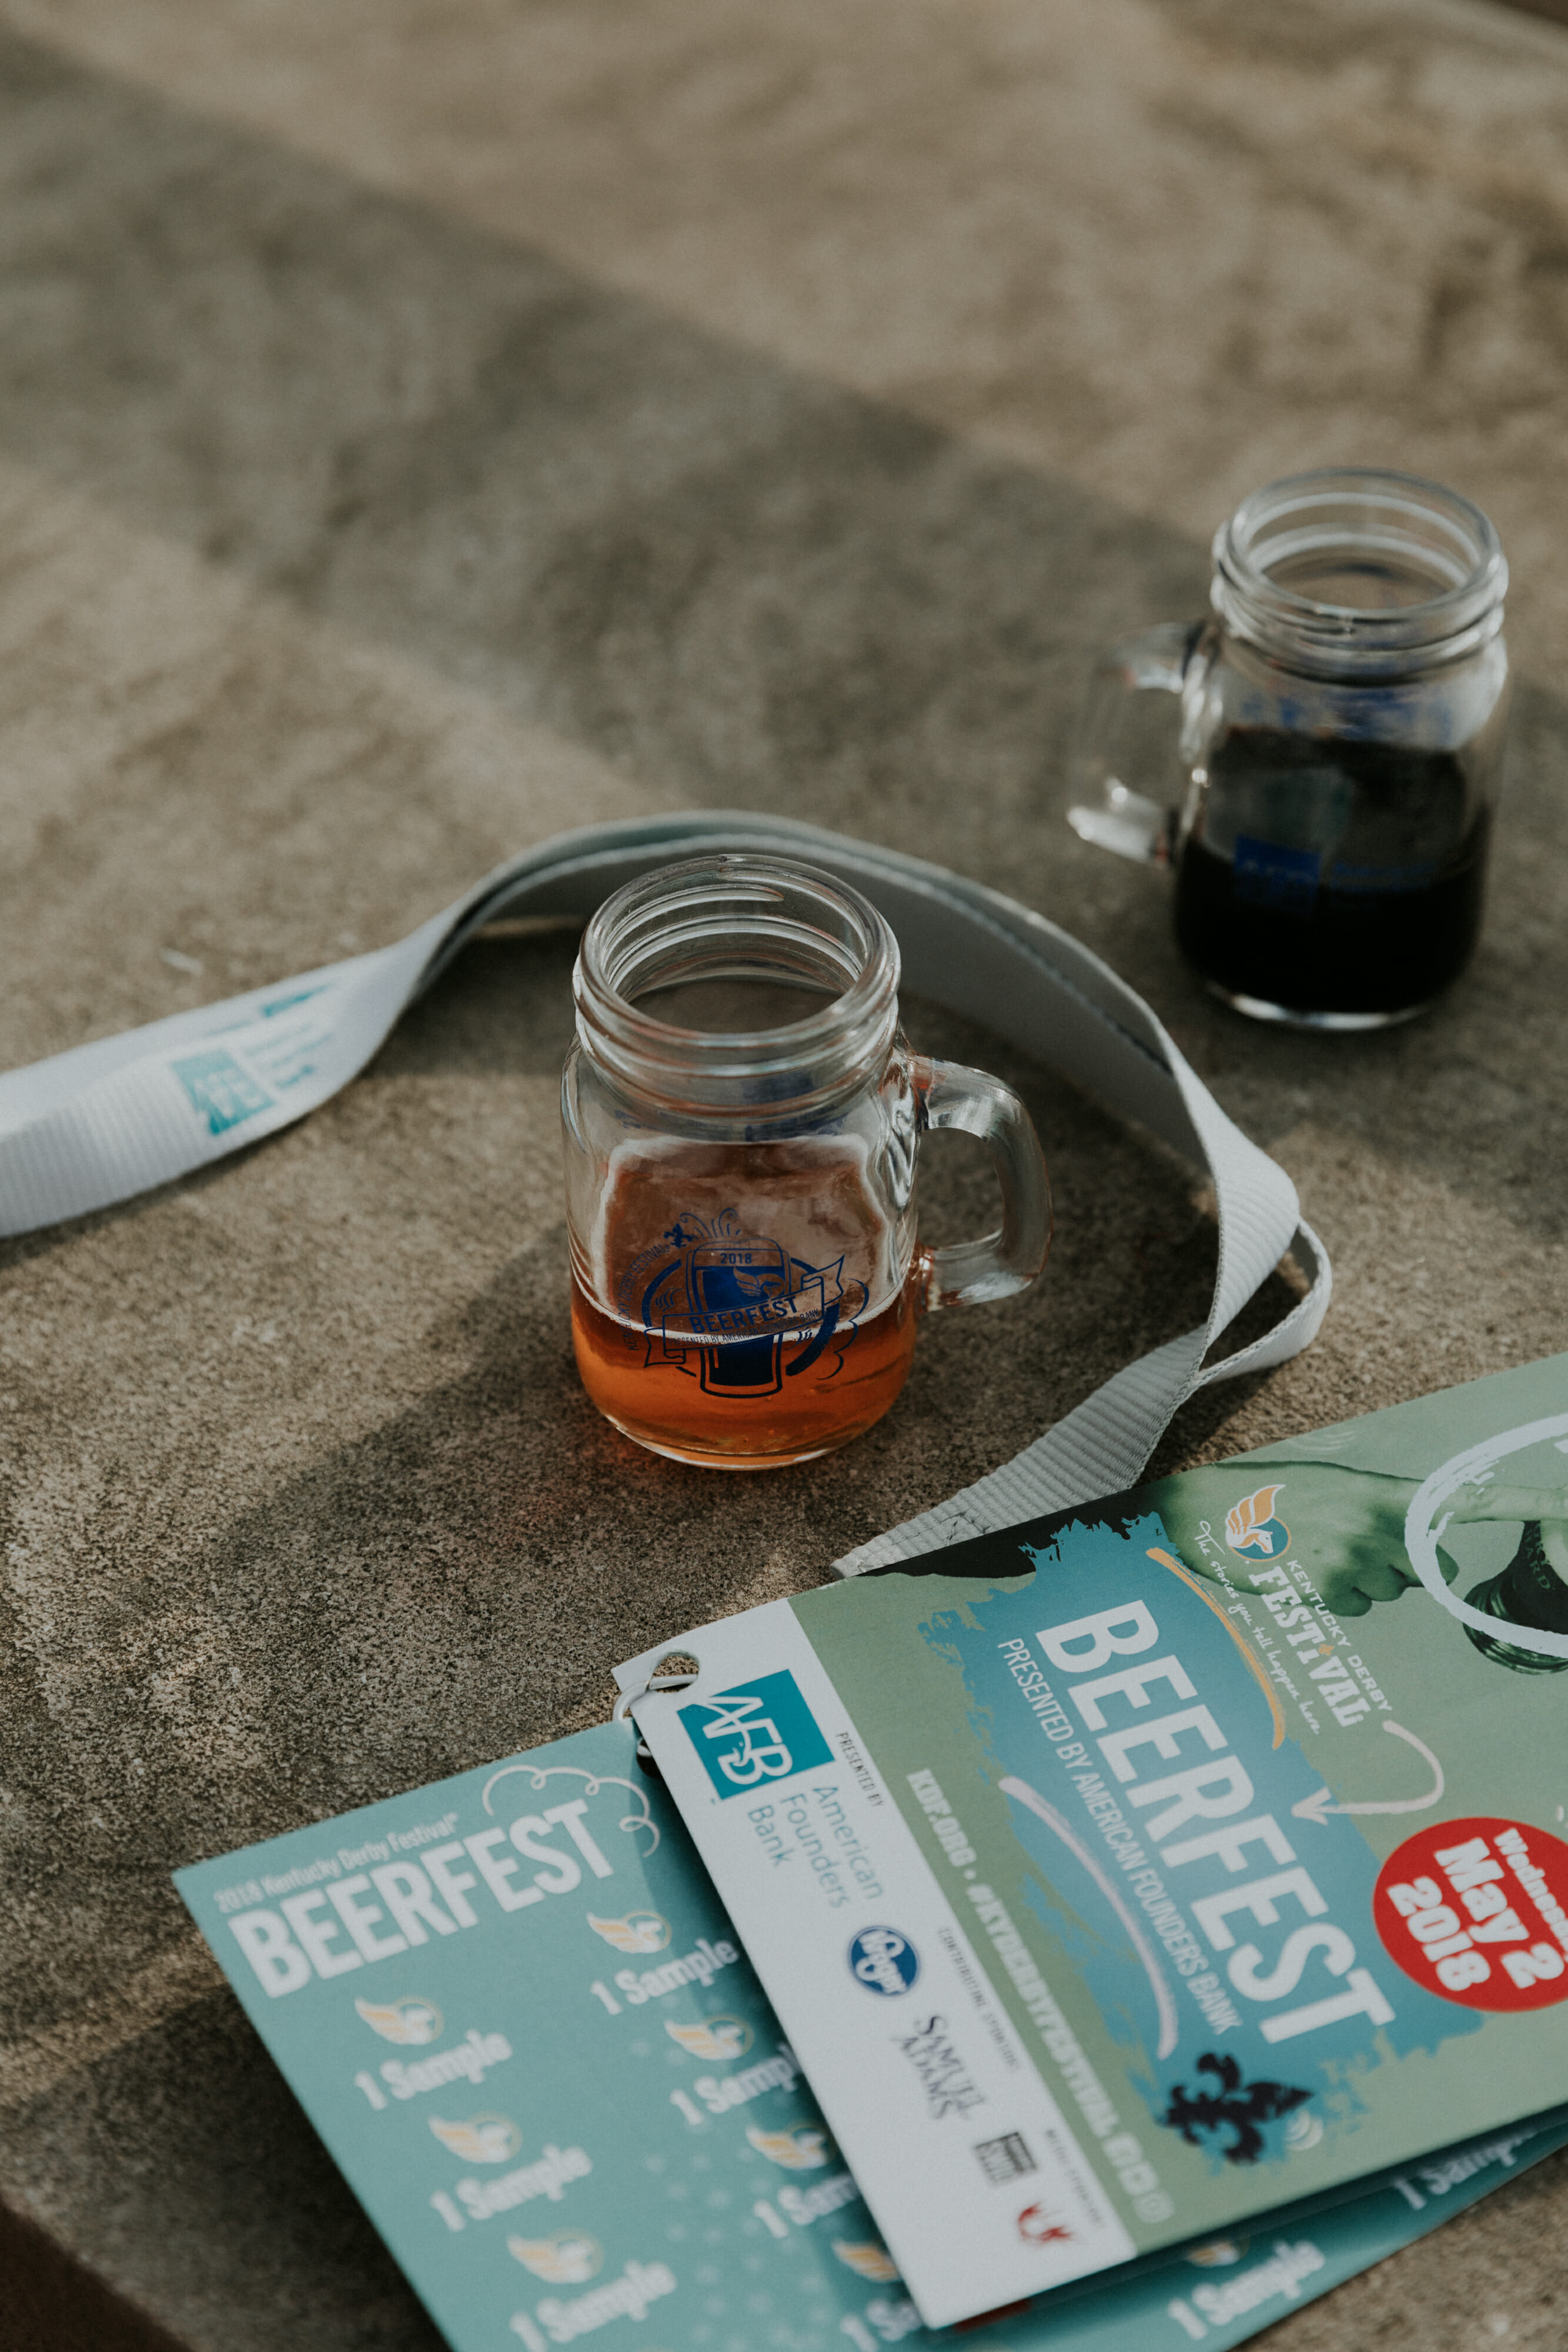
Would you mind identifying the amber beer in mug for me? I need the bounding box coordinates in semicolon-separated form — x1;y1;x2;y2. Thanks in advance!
561;855;1051;1469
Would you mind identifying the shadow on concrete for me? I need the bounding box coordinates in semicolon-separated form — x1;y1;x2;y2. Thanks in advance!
0;28;1564;1239
3;1995;442;2352
0;938;1288;2346
0;940;1269;1902
1;26;1554;2345
1;2196;190;2352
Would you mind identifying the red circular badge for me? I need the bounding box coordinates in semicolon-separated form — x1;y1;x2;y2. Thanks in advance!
1373;1816;1568;2013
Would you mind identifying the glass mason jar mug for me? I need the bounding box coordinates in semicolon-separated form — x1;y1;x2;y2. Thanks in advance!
1069;469;1512;1027
560;854;1051;1469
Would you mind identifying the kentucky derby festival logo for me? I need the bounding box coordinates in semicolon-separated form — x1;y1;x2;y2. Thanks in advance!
617;1210;865;1398
679;1671;833;1798
1225;1483;1290;1562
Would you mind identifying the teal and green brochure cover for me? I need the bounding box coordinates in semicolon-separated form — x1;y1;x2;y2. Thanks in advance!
617;1354;1568;2329
176;1718;1567;2352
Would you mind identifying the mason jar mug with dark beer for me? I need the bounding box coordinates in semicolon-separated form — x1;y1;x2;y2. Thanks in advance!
1069;469;1512;1027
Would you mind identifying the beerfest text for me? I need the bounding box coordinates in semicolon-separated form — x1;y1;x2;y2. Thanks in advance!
1010;1599;1398;2047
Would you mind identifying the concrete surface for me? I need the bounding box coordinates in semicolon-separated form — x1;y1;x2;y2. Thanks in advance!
0;0;1566;2345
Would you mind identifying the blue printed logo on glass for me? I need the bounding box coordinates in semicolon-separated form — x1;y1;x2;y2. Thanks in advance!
848;1926;920;1996
171;1048;273;1137
617;1211;864;1398
1232;836;1321;916
678;1671;832;1798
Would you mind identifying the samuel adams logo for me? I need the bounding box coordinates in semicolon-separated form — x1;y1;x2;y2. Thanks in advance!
617;1211;865;1398
678;1671;833;1799
847;1926;920;1996
1225;1483;1290;1562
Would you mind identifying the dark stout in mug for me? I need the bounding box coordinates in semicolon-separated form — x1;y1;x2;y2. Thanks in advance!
1172;726;1492;1019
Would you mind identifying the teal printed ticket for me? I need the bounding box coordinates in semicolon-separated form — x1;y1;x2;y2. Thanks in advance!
176;1720;1568;2352
617;1355;1568;2328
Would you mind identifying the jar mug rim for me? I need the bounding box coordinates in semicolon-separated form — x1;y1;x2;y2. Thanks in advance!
1212;466;1507;674
571;852;901;1119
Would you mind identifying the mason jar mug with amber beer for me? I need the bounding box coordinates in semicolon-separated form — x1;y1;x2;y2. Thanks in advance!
560;854;1051;1469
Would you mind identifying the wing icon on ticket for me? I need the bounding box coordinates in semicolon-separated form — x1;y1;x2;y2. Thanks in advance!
833;2241;901;2282
355;1996;443;2046
664;2016;752;2062
508;2233;604;2284
747;2125;834;2170
587;1910;672;1955
427;2113;521;2164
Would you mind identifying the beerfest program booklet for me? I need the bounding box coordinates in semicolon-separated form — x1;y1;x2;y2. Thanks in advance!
176;1722;1567;2352
616;1353;1568;2331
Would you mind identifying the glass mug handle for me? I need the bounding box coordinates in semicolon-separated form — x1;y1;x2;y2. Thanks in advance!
912;1057;1052;1312
1066;619;1201;866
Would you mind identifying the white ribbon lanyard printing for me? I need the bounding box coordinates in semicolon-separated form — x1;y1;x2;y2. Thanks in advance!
0;813;1329;1575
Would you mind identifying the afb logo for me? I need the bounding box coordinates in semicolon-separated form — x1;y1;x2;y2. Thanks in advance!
848;1926;920;1996
678;1670;832;1799
1225;1482;1290;1562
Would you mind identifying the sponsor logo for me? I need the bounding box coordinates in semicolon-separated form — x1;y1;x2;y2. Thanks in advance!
678;1671;832;1798
892;2012;984;2119
974;2132;1035;2187
1017;2203;1075;2247
355;1996;443;2046
1225;1483;1290;1562
847;1926;919;1996
171;1046;273;1136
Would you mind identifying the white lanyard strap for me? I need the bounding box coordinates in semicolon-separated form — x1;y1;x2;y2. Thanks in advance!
0;813;1329;1564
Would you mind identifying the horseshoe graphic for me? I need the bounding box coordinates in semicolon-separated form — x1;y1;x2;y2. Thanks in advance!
1291;1720;1445;1828
1001;1775;1182;2059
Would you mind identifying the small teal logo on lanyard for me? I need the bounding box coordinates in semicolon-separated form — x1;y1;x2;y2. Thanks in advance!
171;1047;272;1136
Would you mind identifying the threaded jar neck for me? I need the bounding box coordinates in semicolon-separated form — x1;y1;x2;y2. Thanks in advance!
1211;467;1507;681
573;853;901;1128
